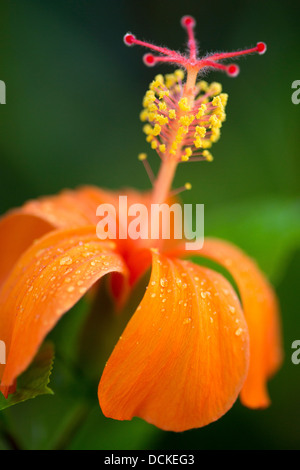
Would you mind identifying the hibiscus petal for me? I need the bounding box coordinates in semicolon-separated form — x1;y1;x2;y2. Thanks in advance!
0;187;109;289
0;226;127;396
0;187;151;296
99;252;249;432
189;238;283;408
0;212;53;290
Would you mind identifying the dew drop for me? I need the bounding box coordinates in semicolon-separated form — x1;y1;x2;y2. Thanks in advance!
60;256;73;266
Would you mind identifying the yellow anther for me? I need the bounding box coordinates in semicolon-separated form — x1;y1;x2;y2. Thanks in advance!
194;137;202;148
179;115;195;126
165;73;176;88
218;111;226;122
151;140;158;149
158;101;167;111
219;93;228;106
159;144;166;153
155;114;169;126
138;153;147;161
140;109;148;122
181;147;193;161
150;80;162;91
209;115;221;128
195;126;206;138
196;104;207;119
210;127;221;142
202;140;212;148
148;103;158;112
143;124;152;135
209;82;222;95
177;126;188;136
148;112;156;122
185;182;192;190
146;135;154;142
178;97;191;112
175;133;184;144
155;74;164;84
143;91;156;107
145;89;155;97
196;109;205;119
212;96;222;107
203;150;213;161
152;124;161;136
198;80;209;92
169;109;176;119
174;69;185;81
159;90;170;99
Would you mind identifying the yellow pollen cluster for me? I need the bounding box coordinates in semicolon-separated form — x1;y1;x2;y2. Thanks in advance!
140;72;228;163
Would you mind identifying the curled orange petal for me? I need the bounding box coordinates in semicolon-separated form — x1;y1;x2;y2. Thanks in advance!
191;238;283;408
0;212;53;291
0;226;128;395
99;252;249;432
0;186;113;289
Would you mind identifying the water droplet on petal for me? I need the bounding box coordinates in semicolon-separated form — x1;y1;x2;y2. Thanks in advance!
60;256;73;266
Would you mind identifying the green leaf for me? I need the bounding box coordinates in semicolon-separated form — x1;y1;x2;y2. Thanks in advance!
205;198;300;283
0;342;54;411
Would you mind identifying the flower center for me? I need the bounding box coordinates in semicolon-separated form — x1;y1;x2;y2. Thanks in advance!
124;15;266;205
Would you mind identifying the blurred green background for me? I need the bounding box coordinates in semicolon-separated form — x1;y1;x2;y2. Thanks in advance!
0;0;299;450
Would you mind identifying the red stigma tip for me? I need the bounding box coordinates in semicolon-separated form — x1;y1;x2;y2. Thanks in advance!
124;33;136;46
227;64;240;77
257;42;267;55
181;15;196;28
143;53;156;66
123;17;266;78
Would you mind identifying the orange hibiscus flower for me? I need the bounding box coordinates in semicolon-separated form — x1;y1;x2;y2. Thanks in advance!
0;16;282;432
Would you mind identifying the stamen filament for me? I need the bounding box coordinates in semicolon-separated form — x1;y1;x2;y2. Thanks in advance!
138;153;155;185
